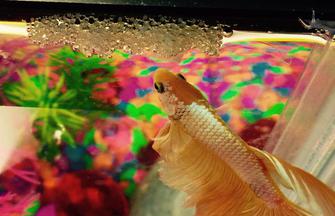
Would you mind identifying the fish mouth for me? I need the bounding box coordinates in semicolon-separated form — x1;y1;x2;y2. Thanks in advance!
154;82;165;93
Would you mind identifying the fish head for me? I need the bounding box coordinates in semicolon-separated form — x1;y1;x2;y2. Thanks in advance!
153;69;206;119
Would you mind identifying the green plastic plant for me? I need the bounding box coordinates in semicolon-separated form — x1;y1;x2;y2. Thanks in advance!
2;46;117;161
49;47;116;110
3;68;86;161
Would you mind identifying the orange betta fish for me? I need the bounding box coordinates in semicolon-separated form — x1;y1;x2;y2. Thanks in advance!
152;69;335;216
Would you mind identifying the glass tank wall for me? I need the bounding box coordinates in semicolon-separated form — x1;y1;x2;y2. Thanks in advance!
0;1;334;215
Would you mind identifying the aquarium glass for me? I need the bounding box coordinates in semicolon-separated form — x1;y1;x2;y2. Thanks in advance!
0;13;331;215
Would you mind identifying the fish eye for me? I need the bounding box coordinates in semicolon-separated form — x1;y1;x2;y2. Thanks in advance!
154;82;165;93
177;73;186;81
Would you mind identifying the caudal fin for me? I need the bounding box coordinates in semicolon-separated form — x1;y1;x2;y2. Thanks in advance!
154;122;310;215
251;146;335;216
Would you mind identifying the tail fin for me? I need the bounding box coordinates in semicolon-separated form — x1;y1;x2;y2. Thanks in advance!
153;122;310;215
251;146;335;216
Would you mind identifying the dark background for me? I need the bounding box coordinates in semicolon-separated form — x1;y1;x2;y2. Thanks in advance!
1;0;335;33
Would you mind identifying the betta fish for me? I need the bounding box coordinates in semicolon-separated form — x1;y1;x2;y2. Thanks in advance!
152;69;335;216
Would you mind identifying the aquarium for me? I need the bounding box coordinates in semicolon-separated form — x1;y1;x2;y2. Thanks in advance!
1;1;335;215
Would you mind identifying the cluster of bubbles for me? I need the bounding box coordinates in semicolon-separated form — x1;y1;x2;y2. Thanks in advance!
27;14;232;59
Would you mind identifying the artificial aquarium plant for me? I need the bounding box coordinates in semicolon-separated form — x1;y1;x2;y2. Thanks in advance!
2;46;117;161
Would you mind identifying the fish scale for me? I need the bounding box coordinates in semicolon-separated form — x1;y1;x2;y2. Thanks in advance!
179;101;281;203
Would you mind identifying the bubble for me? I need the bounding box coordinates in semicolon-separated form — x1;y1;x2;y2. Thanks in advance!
27;14;232;60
